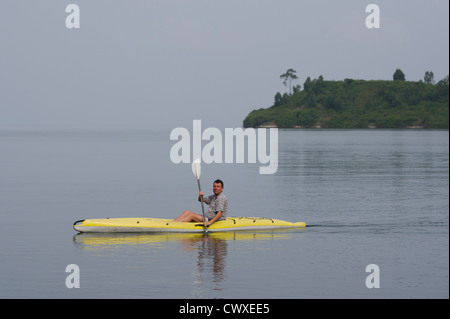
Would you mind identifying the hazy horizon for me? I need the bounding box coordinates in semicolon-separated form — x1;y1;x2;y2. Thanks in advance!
1;0;448;131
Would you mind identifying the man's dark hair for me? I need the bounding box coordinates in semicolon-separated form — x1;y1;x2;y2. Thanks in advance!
214;179;224;187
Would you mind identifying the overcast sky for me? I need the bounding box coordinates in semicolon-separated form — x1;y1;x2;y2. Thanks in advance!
1;0;448;131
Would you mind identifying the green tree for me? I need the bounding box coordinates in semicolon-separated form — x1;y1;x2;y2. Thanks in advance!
280;68;298;94
303;76;312;92
436;75;449;98
393;69;406;81
424;71;435;84
273;92;289;106
317;75;324;87
274;92;282;106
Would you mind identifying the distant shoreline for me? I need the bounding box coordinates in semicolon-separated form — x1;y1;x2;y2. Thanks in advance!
244;78;449;129
255;125;429;129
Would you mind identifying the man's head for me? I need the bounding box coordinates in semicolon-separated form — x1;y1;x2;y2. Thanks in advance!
213;179;224;196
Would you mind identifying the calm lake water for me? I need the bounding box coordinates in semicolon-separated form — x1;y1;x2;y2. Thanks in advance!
0;129;448;299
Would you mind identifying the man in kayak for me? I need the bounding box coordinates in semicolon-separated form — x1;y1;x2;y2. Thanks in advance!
174;179;228;227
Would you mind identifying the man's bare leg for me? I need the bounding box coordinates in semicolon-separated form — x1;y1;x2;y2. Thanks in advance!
173;210;205;222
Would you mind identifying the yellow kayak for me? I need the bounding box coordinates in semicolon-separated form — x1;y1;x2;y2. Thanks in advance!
73;217;306;233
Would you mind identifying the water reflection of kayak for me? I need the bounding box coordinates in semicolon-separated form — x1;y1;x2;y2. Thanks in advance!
73;230;302;249
73;217;306;233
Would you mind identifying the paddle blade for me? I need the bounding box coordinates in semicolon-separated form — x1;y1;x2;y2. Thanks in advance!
192;158;201;179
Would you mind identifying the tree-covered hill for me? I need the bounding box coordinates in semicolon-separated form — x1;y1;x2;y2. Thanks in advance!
243;74;449;129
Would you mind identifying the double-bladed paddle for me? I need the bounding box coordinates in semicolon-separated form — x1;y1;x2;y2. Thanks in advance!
192;158;207;231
